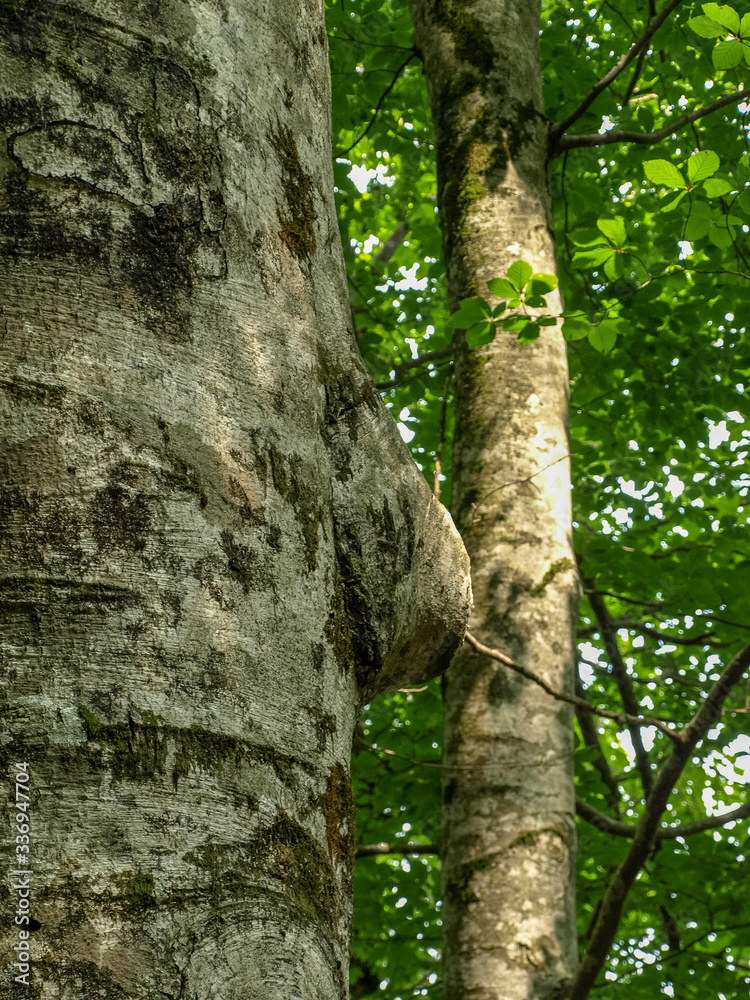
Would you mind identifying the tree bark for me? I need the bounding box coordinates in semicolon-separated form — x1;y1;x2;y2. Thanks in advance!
0;3;470;998
408;1;579;998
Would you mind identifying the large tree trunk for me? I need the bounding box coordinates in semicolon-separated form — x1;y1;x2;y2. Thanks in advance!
0;3;470;997
408;1;579;998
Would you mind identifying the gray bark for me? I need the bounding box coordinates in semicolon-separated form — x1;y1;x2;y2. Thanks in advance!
408;1;580;997
0;3;470;998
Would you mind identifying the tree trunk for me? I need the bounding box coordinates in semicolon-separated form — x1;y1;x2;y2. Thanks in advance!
0;3;470;998
408;1;579;998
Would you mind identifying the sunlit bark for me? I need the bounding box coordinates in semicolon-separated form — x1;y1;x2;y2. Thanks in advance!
409;1;580;997
0;3;470;997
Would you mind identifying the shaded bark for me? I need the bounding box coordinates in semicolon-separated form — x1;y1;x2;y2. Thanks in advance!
408;0;579;997
0;3;470;997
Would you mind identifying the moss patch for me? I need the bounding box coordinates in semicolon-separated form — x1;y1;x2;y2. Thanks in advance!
268;447;321;571
183;809;343;933
269;119;317;274
529;558;574;598
434;0;497;75
77;708;309;787
320;763;355;870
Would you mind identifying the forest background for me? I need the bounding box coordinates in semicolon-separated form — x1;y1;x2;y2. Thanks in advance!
326;1;750;997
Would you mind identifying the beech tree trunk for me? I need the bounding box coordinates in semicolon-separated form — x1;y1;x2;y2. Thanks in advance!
408;1;580;998
0;3;471;998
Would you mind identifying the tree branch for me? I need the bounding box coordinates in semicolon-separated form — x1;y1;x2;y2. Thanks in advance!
576;796;750;841
618;620;730;648
556;87;750;153
572;641;750;1000
585;586;654;796
338;52;416;157
549;0;685;144
374;346;453;390
575;665;622;813
356;843;439;858
464;632;679;740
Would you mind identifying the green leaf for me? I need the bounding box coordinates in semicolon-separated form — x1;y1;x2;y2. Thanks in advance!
465;322;497;348
603;252;622;281
449;296;491;327
517;322;540;344
637;105;654;132
528;272;559;295
486;277;518;298
741;12;750;34
685;202;713;240
562;317;590;341
644;160;686;189
687;14;728;37
713;38;743;68
507;260;534;292
572;246;615;268
596;217;627;247
501;315;528;334
491;301;507;318
708;224;733;248
588;322;618;353
702;177;734;197
702;2;740;33
688;150;720;184
662;190;687;212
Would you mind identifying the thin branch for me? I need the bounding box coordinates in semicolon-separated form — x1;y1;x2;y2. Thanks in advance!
374;346;453;390
550;0;685;143
464;632;679;739
622;47;649;107
576;797;634;837
338;52;415;157
356;843;439;858
585;586;655;796
328;30;415;53
374;222;408;265
557;87;750;153
619;620;731;648
576;796;750;841
575;666;622;813
469;454;570;518
572;641;750;1000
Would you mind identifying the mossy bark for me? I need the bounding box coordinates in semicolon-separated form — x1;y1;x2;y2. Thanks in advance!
0;2;470;997
409;1;579;998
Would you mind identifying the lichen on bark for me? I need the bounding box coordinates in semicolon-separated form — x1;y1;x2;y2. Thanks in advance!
409;0;580;997
0;1;470;997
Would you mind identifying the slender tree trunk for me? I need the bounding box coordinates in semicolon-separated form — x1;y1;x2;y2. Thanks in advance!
0;3;470;997
408;2;580;998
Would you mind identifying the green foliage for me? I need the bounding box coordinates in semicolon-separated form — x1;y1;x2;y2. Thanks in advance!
448;263;558;347
327;0;750;996
688;3;750;68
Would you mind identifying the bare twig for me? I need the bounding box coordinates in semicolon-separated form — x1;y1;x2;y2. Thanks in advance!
375;222;408;265
584;586;655;795
575;666;622;813
576;796;750;841
356;843;439;858
572;641;750;1000
374;346;453;390
556;87;750;154
338;52;416;157
464;632;679;740
469;454;570;518
550;0;685;145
